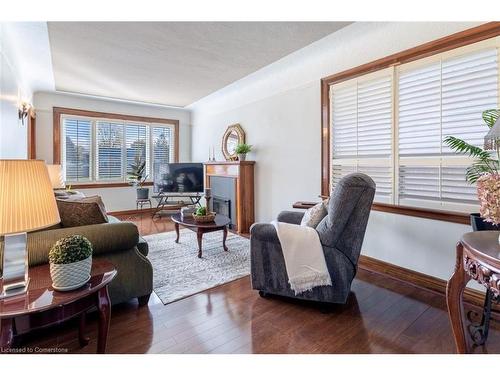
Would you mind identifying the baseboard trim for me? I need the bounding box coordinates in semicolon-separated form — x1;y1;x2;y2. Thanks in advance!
358;255;493;313
108;208;157;216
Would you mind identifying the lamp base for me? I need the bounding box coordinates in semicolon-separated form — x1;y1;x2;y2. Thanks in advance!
1;232;29;300
0;278;30;300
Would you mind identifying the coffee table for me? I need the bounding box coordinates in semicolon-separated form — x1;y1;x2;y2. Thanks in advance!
0;259;116;353
171;213;231;258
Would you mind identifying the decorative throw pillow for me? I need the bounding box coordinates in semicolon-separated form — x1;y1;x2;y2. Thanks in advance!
300;200;328;228
56;195;108;228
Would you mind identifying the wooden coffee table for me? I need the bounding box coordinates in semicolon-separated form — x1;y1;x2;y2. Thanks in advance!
171;213;231;258
0;259;116;353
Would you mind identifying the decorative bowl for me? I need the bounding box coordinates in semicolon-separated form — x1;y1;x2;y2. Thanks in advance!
192;212;216;223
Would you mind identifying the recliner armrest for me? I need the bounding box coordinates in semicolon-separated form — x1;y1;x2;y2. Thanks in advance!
250;223;280;243
277;211;304;225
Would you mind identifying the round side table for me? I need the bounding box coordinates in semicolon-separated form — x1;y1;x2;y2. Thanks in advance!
0;259;117;353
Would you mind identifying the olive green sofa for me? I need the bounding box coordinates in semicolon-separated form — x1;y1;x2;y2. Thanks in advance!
0;216;153;306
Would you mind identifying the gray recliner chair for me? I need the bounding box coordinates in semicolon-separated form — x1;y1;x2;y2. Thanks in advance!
250;173;376;304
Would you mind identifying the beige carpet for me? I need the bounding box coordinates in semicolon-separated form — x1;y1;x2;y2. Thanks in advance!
143;229;250;304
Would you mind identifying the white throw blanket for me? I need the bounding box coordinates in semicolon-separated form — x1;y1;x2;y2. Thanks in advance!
271;220;332;295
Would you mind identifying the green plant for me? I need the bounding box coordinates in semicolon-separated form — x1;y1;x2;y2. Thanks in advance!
235;143;252;155
49;235;93;265
127;153;148;187
443;109;500;183
195;206;207;216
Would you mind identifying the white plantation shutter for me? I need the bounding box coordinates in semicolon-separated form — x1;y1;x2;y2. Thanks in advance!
63;118;92;181
96;121;124;180
331;85;357;158
152;126;174;168
399;165;440;201
126;124;149;176
330;72;393;203
441;166;477;204
442;48;499;152
331;164;357;188
398;62;442;156
357;76;392;157
398;47;498;210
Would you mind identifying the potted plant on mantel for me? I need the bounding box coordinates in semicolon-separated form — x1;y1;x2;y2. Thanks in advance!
444;109;500;237
127;154;149;200
235;143;252;161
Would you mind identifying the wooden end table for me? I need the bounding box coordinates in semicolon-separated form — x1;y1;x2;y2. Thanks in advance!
446;231;500;353
0;259;117;354
171;213;231;258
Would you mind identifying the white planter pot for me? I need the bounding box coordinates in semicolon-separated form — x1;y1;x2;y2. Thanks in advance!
50;256;92;291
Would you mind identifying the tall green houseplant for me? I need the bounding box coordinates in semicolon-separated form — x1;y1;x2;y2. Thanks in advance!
444;109;500;183
127;153;149;199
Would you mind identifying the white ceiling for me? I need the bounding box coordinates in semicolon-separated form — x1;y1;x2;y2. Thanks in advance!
48;22;350;107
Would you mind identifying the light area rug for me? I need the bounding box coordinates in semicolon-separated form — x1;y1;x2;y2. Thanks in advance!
144;229;250;305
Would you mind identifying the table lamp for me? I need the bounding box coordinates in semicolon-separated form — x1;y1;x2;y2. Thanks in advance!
0;160;61;298
46;164;65;189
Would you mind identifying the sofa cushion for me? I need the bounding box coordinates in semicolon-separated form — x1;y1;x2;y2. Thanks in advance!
56;195;108;228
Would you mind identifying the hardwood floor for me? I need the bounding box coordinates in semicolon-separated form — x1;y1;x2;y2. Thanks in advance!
15;212;500;354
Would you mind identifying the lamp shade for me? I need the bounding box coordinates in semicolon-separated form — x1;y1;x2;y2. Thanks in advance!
46;164;65;189
0;160;61;235
484;117;500;150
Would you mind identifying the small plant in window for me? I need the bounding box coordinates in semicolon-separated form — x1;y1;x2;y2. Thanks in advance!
128;153;149;200
127;153;148;188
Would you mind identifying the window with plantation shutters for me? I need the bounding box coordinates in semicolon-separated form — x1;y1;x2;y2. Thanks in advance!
96;121;124;180
329;37;500;213
398;47;498;210
62;118;92;181
60;114;176;184
330;70;393;203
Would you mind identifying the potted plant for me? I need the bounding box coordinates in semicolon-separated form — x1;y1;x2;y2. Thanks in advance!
235;143;252;161
128;153;149;200
444;109;499;233
49;235;93;291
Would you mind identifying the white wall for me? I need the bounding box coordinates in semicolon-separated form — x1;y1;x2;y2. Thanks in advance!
190;22;482;285
0;22;54;159
34;91;192;212
0;25;31;159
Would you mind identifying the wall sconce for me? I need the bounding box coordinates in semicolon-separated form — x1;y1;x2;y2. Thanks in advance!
18;102;31;126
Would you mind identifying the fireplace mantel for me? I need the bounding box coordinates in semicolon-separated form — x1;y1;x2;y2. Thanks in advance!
204;161;255;234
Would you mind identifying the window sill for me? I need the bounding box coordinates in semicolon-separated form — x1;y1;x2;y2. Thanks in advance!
292;201;471;225
69;181;154;189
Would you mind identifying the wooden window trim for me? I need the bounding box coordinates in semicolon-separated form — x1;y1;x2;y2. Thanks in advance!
27;109;36;159
321;22;500;224
53;107;180;188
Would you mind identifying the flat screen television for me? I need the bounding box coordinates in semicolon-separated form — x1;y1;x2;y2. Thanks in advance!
153;162;204;194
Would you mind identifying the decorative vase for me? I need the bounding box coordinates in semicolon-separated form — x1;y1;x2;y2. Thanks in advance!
238;153;246;161
50;256;92;291
136;187;149;199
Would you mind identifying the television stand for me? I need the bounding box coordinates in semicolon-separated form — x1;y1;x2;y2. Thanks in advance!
152;193;202;218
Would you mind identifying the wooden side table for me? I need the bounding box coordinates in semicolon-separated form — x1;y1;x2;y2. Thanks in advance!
446;231;500;353
0;259;117;353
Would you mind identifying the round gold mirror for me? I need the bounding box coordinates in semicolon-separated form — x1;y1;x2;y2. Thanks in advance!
222;124;245;161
